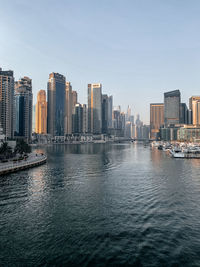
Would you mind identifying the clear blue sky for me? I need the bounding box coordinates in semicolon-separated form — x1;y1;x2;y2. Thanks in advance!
1;0;200;123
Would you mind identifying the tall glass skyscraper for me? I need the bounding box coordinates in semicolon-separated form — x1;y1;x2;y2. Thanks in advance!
88;83;102;134
102;94;108;134
164;90;180;126
47;73;66;136
15;76;32;141
108;96;113;129
0;68;14;139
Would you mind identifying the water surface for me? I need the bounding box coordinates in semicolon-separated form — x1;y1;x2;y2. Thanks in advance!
1;143;200;266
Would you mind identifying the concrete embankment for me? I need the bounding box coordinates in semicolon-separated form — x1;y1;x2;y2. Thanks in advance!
0;154;47;175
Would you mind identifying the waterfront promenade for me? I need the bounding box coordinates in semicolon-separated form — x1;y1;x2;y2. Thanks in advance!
0;153;47;175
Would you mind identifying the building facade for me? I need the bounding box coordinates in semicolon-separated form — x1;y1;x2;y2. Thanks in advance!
35;90;47;134
102;94;108;134
108;96;113;129
73;103;83;134
150;103;164;139
65;81;73;135
88;83;102;134
47;72;66;136
189;96;200;125
0;68;14;139
15;76;32;141
164;90;180;126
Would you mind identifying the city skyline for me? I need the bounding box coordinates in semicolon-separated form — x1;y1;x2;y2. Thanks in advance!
1;1;200;123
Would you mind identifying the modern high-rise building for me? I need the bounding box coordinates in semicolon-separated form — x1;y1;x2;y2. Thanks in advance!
32;105;36;133
164;90;180;126
47;72;66;136
102;94;108;134
108;96;113;129
189;96;200;125
73;103;83;134
65;81;73;135
82;104;88;134
187;109;193;125
15;76;32;141
126;105;131;121
88;83;102;134
0;68;14;139
180;103;188;124
150;103;164;139
35;90;47;134
72;90;77;108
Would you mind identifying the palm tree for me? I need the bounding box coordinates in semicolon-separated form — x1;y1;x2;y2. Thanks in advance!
0;142;12;159
15;140;31;155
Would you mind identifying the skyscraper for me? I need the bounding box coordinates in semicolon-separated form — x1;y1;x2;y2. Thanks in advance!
102;94;108;134
189;96;200;125
73;103;83;134
15;76;32;141
47;72;66;136
164;90;180;126
65;81;73;135
82;104;88;134
0;68;14;139
35;90;47;134
150;103;164;139
32;104;36;133
88;83;102;134
126;105;131;121
108;96;113;129
72;90;77;108
180;103;188;124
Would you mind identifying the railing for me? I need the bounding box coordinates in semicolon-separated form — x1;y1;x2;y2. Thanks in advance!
0;154;47;172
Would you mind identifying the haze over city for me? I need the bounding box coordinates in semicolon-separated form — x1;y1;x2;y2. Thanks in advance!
1;0;200;123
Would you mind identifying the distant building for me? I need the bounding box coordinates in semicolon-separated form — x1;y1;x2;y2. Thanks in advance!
88;83;102;134
32;105;36;133
73;103;83;134
126;105;131;121
102;94;108;134
178;125;200;142
164;90;180;126
0;68;14;139
72;90;78;108
180;103;188;124
15;76;32;141
82;104;88;134
108;96;113;129
65;81;73;134
189;96;200;125
125;121;133;138
47;72;66;136
35;90;47;134
135;114;143;139
150;103;164;140
187;109;193;125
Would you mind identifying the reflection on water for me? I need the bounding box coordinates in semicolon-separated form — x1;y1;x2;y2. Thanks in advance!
1;143;200;266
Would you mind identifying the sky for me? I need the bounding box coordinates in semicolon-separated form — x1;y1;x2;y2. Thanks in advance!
1;0;200;123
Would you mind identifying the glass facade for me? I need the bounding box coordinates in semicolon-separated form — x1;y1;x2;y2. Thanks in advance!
164;90;180;126
47;73;66;136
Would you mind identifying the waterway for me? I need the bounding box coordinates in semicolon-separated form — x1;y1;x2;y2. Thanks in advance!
1;143;200;266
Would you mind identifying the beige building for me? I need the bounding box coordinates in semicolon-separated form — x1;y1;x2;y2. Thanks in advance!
64;82;78;135
189;96;200;125
150;103;164;139
35;90;47;134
